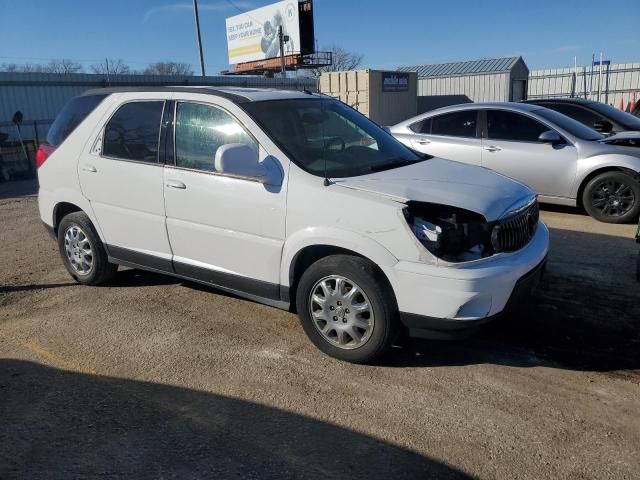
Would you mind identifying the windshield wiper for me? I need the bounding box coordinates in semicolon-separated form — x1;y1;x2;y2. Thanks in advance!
368;158;422;173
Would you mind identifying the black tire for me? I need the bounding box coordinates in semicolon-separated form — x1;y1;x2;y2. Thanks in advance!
296;254;397;364
58;211;117;285
582;171;640;224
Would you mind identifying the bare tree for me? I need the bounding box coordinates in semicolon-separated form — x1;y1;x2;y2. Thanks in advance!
143;61;194;76
91;59;131;75
45;59;84;74
312;45;364;76
0;63;21;72
0;59;83;73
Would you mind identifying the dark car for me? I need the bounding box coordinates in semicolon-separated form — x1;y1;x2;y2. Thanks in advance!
637;220;640;281
524;98;640;135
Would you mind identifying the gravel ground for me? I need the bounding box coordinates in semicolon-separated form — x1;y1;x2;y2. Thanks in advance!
1;189;639;479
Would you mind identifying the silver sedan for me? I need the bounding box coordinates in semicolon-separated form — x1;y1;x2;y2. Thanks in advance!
390;103;640;223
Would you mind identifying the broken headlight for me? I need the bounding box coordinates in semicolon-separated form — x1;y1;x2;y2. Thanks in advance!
404;202;494;263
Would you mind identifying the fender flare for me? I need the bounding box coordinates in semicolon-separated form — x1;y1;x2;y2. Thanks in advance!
280;226;399;287
48;188;106;241
572;155;640;199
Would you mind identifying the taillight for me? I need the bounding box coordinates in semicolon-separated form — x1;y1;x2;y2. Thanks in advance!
36;144;57;168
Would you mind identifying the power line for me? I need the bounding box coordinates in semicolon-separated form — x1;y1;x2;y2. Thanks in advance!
223;0;264;26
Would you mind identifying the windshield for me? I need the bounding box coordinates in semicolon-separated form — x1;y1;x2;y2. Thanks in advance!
588;101;640;129
534;107;604;141
243;98;426;178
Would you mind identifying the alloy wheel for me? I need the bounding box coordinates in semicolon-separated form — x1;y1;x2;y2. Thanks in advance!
590;180;635;218
64;225;94;275
309;275;375;350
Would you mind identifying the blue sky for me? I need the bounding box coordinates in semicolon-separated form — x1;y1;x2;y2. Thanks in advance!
0;0;638;73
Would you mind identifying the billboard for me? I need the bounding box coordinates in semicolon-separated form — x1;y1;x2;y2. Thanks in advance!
226;1;301;65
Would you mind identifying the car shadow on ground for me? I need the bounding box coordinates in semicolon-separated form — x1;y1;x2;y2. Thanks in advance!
103;226;639;374
0;282;77;293
0;359;471;479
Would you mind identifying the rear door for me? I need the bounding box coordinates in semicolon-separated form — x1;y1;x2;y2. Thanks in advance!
78;93;173;270
481;109;578;198
408;110;482;166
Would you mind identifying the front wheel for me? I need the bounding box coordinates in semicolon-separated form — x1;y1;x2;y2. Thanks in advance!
296;255;397;364
582;171;640;223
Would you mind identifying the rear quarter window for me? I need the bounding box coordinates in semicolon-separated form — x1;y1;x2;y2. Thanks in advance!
46;94;107;146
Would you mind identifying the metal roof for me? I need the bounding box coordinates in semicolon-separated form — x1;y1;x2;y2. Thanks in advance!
398;57;522;78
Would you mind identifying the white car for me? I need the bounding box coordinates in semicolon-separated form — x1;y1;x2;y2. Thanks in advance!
37;87;549;363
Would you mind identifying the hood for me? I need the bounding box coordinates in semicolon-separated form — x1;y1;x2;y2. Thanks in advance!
598;131;640;148
334;158;534;221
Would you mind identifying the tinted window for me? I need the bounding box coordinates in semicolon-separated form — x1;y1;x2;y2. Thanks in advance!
174;103;257;172
542;103;604;127
587;101;640;129
487;110;548;142
431;111;477;137
103;101;164;162
409;118;431;134
243;99;426;178
46;94;106;146
533;108;604;141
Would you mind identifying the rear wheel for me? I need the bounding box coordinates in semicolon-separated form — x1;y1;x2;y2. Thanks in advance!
582;171;640;223
58;212;117;285
296;255;397;364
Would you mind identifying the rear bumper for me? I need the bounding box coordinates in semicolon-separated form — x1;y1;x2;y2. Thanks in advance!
400;258;546;339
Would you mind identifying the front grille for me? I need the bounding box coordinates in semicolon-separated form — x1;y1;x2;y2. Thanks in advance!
491;200;539;253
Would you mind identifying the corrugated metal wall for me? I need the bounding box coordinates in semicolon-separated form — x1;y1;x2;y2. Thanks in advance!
528;63;640;108
417;73;510;102
0;72;318;122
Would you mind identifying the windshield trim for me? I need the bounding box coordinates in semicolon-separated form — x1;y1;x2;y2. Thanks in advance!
241;97;429;178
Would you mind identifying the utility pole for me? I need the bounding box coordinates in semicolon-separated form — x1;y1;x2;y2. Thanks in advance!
193;0;206;76
278;25;286;76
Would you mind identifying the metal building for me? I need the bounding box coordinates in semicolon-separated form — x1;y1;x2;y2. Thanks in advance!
398;56;529;113
0;72;317;123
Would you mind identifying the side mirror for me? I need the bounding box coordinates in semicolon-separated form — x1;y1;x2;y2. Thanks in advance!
538;130;563;145
214;143;267;182
593;120;613;133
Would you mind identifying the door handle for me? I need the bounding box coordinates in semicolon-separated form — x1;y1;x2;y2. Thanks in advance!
166;180;186;190
415;138;431;145
483;145;502;152
82;165;97;173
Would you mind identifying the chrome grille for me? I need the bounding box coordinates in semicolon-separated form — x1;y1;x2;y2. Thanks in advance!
491;200;539;253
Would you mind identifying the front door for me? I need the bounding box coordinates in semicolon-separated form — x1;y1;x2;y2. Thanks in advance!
481;109;578;198
162;99;287;300
78;95;173;269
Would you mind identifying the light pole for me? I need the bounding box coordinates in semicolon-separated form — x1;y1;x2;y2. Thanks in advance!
193;0;206;76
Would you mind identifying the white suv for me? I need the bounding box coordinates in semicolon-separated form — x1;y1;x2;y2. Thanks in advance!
37;87;549;363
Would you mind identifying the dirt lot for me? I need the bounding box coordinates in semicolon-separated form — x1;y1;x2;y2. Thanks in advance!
1;185;639;479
